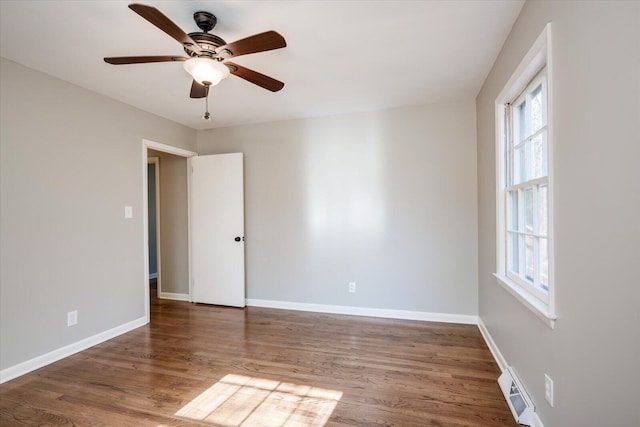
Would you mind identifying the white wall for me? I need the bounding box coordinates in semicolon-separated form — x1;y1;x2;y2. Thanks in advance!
476;2;640;426
0;58;196;372
197;102;478;316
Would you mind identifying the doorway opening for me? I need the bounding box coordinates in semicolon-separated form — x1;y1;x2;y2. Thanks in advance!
147;156;160;297
142;139;197;323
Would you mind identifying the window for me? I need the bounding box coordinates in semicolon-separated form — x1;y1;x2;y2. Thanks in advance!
506;72;549;300
495;24;555;328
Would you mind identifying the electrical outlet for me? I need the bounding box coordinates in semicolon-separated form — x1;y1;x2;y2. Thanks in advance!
67;310;78;327
544;374;554;406
348;282;356;293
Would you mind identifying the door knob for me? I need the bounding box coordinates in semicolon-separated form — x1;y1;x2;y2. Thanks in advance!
234;236;242;242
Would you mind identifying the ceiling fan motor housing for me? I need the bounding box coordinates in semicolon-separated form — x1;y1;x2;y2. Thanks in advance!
185;12;226;57
185;32;227;56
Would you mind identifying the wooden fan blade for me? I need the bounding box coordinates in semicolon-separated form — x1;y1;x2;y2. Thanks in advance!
225;62;285;92
128;3;202;53
190;80;209;98
216;31;286;58
104;55;188;65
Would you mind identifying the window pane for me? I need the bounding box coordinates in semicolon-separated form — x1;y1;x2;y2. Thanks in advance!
540;237;549;292
524;187;534;233
506;145;512;187
518;101;527;143
531;85;543;133
508;232;519;274
531;134;544;179
542;132;548;177
525;236;534;283
514;144;525;185
508;190;519;230
525;140;535;181
539;185;548;236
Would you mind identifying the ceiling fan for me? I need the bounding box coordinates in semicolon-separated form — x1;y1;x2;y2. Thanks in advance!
104;3;286;100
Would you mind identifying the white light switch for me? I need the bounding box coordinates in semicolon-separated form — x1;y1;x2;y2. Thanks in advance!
124;206;133;219
67;310;78;326
545;374;554;406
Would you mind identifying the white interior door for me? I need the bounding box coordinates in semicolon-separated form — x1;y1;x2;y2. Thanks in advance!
191;153;245;307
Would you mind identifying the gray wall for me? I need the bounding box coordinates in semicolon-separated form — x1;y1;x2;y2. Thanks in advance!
147;163;157;277
197;101;478;315
147;149;189;295
0;58;196;371
476;2;640;426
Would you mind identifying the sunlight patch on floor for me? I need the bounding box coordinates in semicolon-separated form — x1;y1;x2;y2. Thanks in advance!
174;374;343;426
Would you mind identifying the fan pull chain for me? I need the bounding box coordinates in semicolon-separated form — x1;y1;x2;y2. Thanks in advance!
202;84;211;121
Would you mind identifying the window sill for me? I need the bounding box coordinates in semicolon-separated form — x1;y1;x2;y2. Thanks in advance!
493;273;556;329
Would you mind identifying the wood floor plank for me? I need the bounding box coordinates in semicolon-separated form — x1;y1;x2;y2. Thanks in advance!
0;294;517;426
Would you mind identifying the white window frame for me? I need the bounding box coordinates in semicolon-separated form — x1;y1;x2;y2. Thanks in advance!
494;23;556;329
505;71;549;301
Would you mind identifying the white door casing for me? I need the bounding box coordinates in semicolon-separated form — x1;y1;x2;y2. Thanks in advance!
190;153;245;307
142;139;197;322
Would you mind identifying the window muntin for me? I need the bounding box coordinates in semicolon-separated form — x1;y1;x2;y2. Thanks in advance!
504;71;549;302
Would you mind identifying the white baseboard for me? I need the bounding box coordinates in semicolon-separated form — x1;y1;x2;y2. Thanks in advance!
0;316;147;384
246;298;478;325
477;317;508;371
521;410;542;427
159;292;190;302
148;272;158;279
532;412;545;427
477;317;545;427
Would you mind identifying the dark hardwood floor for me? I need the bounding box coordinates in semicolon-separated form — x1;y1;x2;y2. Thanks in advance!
0;294;517;426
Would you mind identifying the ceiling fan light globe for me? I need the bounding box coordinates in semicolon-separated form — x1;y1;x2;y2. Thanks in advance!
183;58;229;86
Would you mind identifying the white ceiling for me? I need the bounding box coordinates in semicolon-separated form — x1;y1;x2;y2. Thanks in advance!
0;0;523;130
